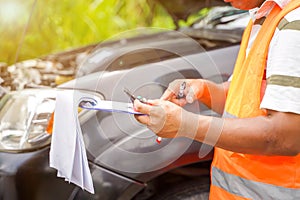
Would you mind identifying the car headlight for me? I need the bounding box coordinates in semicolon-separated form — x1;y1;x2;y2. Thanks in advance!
0;89;56;152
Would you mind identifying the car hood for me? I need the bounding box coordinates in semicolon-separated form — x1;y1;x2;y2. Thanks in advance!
153;0;229;23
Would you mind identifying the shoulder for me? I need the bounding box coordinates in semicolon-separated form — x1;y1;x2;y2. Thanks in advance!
278;7;300;30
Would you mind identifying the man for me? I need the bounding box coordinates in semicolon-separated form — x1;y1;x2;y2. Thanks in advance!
134;0;300;199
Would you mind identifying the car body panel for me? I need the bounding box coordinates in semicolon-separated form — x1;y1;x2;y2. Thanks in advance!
76;30;242;77
0;148;75;200
0;147;146;200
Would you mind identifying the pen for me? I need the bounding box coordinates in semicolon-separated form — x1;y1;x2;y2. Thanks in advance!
156;136;162;144
177;81;186;99
123;88;136;103
124;88;161;144
124;88;149;104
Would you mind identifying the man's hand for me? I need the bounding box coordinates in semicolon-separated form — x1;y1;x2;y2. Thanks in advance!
161;79;229;114
160;79;206;107
134;99;199;138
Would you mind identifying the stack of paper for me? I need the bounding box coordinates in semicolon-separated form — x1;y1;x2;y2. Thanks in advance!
49;90;141;194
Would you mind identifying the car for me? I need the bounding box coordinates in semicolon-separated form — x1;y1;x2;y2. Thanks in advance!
0;1;249;199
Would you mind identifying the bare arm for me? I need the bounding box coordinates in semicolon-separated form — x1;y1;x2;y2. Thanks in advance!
193;109;300;156
197;80;229;115
134;100;300;156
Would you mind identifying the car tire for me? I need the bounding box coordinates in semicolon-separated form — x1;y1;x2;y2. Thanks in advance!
150;178;210;200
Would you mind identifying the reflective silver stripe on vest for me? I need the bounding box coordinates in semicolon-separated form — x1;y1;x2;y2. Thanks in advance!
222;111;237;119
212;166;300;200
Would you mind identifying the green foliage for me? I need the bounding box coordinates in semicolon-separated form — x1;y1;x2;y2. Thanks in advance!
0;0;175;65
178;7;210;27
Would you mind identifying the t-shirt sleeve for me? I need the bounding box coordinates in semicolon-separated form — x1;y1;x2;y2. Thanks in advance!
260;13;300;114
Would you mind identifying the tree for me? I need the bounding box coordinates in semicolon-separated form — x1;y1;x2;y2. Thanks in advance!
0;0;174;65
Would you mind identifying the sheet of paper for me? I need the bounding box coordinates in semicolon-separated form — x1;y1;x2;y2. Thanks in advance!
49;90;142;194
49;90;95;194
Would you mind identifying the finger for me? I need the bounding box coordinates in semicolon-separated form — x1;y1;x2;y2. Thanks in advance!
160;88;175;100
167;98;186;107
133;99;152;115
146;99;161;105
186;84;200;104
134;114;150;126
160;80;182;100
186;88;195;104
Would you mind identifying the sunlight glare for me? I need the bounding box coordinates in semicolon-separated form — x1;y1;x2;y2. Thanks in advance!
0;1;26;24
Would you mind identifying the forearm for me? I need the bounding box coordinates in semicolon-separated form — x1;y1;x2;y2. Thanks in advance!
135;94;300;156
197;80;229;115
184;111;300;156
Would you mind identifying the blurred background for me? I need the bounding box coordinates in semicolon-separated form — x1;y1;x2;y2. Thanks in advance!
0;0;202;65
0;0;216;92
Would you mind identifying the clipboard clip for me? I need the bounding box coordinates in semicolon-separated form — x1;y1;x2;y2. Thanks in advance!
79;97;97;109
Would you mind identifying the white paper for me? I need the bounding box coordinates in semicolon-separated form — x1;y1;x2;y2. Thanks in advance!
49;90;94;194
49;90;142;194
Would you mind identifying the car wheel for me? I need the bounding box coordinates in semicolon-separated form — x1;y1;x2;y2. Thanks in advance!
150;178;210;200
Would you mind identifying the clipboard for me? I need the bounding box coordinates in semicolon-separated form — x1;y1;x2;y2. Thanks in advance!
78;97;142;115
50;90;144;195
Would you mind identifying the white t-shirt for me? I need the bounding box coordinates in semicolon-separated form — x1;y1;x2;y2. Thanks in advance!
244;0;300;114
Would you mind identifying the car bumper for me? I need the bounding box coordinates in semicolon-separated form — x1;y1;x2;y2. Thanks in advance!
0;147;145;200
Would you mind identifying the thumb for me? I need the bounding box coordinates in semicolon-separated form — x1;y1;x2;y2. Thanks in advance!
160;88;174;101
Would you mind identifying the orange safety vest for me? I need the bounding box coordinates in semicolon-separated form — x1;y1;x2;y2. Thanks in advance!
210;1;300;199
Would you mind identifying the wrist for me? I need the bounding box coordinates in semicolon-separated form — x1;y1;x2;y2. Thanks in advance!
195;115;225;146
198;79;209;98
178;110;200;139
196;80;211;105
